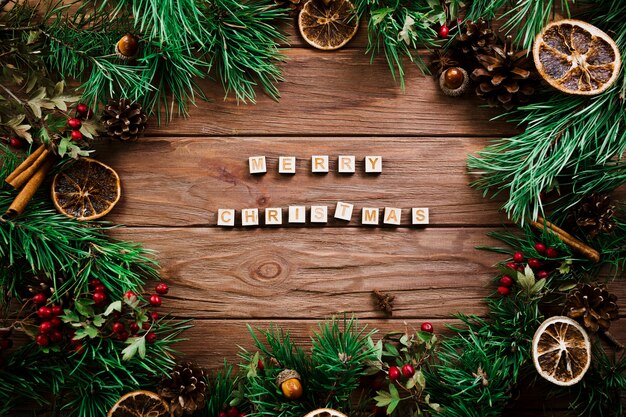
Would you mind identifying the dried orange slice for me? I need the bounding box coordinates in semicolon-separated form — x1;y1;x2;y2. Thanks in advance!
52;158;121;221
298;0;359;51
533;19;621;95
107;390;169;417
532;316;591;386
303;409;348;417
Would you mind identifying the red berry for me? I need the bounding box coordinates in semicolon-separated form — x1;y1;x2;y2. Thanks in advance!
513;252;524;263
534;243;547;255
497;286;511;296
37;306;52;319
388;366;401;381
239;413;246;417
50;317;62;327
537;270;549;280
67;118;82;129
219;413;228;417
505;262;517;270
516;265;525;272
117;331;129;342
438;24;449;38
35;334;49;346
257;359;264;371
51;305;63;316
74;344;85;354
49;330;63;343
124;291;136;300
9;137;23;148
227;407;239;417
155;283;169;295
0;339;13;350
39;321;53;334
71;130;83;141
92;291;107;305
142;322;151;330
500;276;513;287
33;293;47;305
130;323;140;334
528;258;542;269
94;284;107;293
546;247;559;258
150;311;159;321
401;363;415;378
146;332;157;343
89;279;101;288
76;103;88;115
112;322;125;334
149;294;162;307
420;322;434;333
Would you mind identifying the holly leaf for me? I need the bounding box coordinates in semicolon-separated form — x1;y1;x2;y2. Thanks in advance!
84;325;99;339
60;310;80;323
103;301;122;317
80;119;99;139
75;299;95;318
92;315;105;328
122;336;146;361
374;390;393;407
5;115;32;142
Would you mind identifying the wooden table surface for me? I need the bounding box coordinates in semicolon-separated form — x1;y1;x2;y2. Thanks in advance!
96;22;625;416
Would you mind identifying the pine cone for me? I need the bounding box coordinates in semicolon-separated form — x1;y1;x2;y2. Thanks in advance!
101;99;148;141
158;362;207;417
565;283;619;333
275;0;302;14
567;193;616;239
456;19;496;56
471;35;537;110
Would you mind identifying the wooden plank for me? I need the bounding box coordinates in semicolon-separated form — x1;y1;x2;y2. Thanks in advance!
96;136;509;226
148;49;519;137
112;226;626;320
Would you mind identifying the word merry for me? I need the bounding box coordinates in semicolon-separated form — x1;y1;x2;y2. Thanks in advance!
249;155;382;174
217;204;428;226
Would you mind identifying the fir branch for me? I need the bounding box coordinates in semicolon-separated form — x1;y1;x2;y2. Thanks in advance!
356;0;442;88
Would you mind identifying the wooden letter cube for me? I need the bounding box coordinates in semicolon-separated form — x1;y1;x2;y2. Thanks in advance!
365;156;382;173
338;155;355;173
334;202;354;221
217;209;235;226
265;208;282;225
279;156;296;174
241;208;259;226
288;206;306;223
310;205;328;223
361;208;379;225
383;207;401;225
249;156;267;174
412;208;429;225
311;155;329;173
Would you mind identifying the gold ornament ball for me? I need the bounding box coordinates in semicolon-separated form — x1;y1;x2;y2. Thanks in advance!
443;67;464;89
277;369;303;400
115;34;139;59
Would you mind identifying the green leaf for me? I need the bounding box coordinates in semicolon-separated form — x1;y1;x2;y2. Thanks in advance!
84;325;99;339
122;336;146;361
60;310;80;323
103;301;122;316
92;315;105;327
75;299;95;317
374;390;393;407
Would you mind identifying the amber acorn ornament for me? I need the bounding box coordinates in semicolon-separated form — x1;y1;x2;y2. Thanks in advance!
439;67;469;96
115;34;140;59
277;369;303;400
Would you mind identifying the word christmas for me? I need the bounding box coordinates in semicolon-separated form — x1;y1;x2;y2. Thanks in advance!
249;155;383;174
217;204;429;227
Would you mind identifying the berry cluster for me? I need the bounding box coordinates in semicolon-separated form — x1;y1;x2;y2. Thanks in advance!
498;242;560;296
116;282;170;344
32;291;71;348
66;103;92;142
218;406;246;417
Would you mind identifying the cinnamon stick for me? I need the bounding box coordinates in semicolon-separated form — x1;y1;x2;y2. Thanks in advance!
530;216;601;263
3;157;54;219
4;144;48;188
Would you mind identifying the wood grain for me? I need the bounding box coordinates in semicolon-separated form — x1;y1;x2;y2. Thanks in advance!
96;136;509;227
112;227;626;320
148;49;519;137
